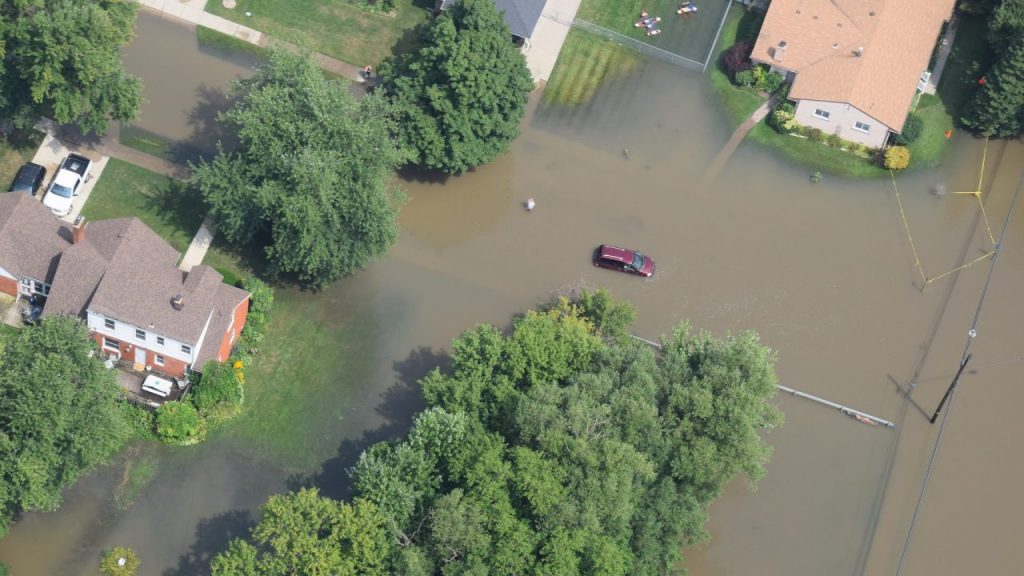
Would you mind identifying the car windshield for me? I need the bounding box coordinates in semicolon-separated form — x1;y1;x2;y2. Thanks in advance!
50;183;73;198
631;252;645;270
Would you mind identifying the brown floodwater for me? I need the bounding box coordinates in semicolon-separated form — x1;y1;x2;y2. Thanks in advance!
2;8;1023;575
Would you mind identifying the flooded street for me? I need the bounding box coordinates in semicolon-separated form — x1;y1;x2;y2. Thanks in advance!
1;9;1023;576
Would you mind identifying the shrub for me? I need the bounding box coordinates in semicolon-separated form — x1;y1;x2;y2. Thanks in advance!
892;113;924;145
100;547;140;576
192;361;244;416
119;402;156;441
241;277;274;316
759;71;785;93
723;42;753;78
734;69;755;87
807;128;824;142
155;402;206;446
767;103;797;134
0;561;8;576
884;146;911;170
827;133;843;148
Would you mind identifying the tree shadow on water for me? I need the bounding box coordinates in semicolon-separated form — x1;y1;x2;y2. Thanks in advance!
291;346;450;501
162;509;254;576
183;84;241;159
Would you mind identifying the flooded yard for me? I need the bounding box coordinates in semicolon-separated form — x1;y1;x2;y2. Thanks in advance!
1;8;1022;576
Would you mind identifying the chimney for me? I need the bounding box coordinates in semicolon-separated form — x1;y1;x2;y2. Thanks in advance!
72;216;87;244
171;294;185;311
773;40;787;62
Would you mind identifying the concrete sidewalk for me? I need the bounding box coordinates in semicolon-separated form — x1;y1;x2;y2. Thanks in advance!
179;216;217;271
135;0;366;83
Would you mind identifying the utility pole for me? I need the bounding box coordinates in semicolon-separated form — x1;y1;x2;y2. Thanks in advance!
930;353;972;424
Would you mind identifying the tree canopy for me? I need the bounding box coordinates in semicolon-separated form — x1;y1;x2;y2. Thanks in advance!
214;291;782;574
380;0;534;175
961;0;1024;137
211;489;390;576
192;49;403;288
0;316;128;537
0;0;142;133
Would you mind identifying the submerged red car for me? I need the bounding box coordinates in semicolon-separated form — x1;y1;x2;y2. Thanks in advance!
593;245;656;277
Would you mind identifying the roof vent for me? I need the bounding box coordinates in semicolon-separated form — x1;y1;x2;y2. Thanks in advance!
854;46;864;57
832;43;839;49
171;294;185;310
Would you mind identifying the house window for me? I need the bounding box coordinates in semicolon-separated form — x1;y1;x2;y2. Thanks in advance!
155;355;165;366
181;344;192;355
103;337;119;350
33;281;49;296
853;121;871;133
135;328;146;341
104;318;115;330
813;109;831;121
156;336;165;346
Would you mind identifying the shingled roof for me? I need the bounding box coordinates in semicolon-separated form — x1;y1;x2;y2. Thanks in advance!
493;0;546;39
44;217;246;345
751;0;956;131
0;193;72;283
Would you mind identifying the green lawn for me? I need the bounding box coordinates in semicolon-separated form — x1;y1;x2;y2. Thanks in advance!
708;8;767;127
543;29;641;107
907;94;954;169
118;125;177;164
221;286;375;469
83;159;243;278
578;0;688;38
204;0;429;66
0;130;44;192
747;123;888;179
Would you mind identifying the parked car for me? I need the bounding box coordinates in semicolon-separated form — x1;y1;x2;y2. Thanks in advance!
43;153;92;216
8;162;47;196
593;244;656;277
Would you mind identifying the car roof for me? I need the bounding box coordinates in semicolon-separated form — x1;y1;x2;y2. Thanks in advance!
599;245;637;261
16;163;45;178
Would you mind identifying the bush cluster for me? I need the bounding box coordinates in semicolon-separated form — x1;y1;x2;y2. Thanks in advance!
191;360;245;424
767;101;797;134
155;401;206;446
723;42;753;78
884;146;911;170
234;277;274;367
734;64;784;93
100;547;140;576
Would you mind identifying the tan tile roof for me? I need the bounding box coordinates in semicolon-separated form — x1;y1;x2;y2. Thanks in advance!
0;193;72;283
751;0;956;130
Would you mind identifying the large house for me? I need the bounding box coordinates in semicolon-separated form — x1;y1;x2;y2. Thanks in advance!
751;0;956;148
0;193;248;377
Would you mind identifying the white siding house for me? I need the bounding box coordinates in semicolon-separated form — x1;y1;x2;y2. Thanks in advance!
792;100;888;148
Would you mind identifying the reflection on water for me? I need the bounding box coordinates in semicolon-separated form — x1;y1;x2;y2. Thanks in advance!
2;8;1023;576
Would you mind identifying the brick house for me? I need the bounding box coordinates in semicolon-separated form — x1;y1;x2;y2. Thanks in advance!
0;193;248;377
750;0;956;148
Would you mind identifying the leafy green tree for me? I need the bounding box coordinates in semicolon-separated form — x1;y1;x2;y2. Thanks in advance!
0;316;128;536
193;49;403;288
0;0;142;133
380;0;534;174
210;488;390;576
962;35;1024;137
988;0;1024;52
219;291;781;574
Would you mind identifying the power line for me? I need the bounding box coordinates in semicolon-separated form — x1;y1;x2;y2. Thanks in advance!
894;167;1024;575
